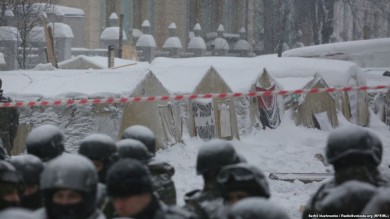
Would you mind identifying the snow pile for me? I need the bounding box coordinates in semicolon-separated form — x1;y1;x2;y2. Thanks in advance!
100;27;127;41
188;37;207;50
33;63;57;71
283;38;390;68
48;23;74;38
136;35;157;48
163;37;183;49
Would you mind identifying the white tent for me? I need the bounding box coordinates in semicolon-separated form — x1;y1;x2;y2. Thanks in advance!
151;57;239;141
0;62;172;152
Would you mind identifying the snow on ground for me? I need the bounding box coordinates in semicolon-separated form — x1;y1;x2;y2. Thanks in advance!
157;110;390;218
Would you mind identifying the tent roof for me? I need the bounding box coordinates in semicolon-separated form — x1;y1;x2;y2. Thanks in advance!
151;55;364;92
0;62;151;100
151;57;217;94
58;55;137;69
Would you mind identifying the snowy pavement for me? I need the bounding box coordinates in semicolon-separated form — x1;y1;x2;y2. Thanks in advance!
157;110;390;218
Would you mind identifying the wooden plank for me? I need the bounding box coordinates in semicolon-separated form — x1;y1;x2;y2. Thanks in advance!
269;172;333;184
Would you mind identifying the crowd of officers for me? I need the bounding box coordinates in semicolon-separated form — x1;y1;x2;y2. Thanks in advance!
0;124;389;219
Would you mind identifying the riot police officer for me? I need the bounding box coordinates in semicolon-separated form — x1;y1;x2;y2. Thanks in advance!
303;126;388;218
0;160;23;210
34;153;105;219
0;79;19;155
10;154;44;210
184;140;241;219
217;163;270;205
121;125;177;205
106;158;195;219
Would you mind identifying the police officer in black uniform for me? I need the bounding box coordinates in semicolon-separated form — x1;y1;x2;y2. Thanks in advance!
34;153;105;219
106;158;196;219
10;154;44;210
184;140;241;219
0;79;19;155
303;126;388;218
122;125;177;205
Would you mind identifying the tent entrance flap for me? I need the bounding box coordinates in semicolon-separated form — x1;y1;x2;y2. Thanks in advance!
217;100;232;139
158;104;177;146
191;99;216;140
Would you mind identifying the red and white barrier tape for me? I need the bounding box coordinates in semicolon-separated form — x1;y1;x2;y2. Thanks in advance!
1;85;389;108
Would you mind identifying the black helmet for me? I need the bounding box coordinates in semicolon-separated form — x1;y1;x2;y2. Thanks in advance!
79;133;117;162
0;161;23;210
122;125;156;156
106;159;153;198
79;133;118;183
0;160;22;185
326;126;382;167
218;163;270;199
0;208;36;219
116;139;152;162
10;155;43;185
41;153;98;219
228;198;290;219
317;180;377;214
26;124;65;162
196;140;240;175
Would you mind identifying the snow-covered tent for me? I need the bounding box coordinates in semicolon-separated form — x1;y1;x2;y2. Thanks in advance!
215;66;284;134
151;57;239;141
281;74;339;130
0;62;172;153
58;55;137;69
282;38;390;68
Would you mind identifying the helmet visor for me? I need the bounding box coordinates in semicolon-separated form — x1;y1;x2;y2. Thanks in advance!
218;166;254;184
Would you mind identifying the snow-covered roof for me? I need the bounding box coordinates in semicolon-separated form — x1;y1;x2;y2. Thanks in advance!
142;20;151;27
58;55;137;69
0;26;20;41
277;77;314;91
0;62;151;100
132;28;143;38
100;27;127;41
217;24;224;32
33;4;85;17
150;55;365;92
163;37;183;49
168;23;177;30
29;27;46;42
48;23;74;38
193;23;201;31
283;38;390;68
0;53;5;66
188;37;206;50
136;34;156;48
151;57;214;93
213;38;229;50
109;13;118;20
233;39;250;51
